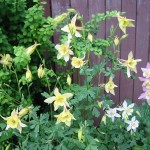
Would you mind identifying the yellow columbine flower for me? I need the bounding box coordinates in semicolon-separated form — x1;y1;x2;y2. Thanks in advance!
67;74;72;86
38;64;45;78
117;15;134;34
44;88;73;111
26;67;32;82
0;54;13;68
61;14;82;38
54;109;75;126
26;42;40;56
71;57;85;68
105;77;118;95
118;51;141;78
55;42;74;62
0;109;27;133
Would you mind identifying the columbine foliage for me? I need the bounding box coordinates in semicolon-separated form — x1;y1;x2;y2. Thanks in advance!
0;1;149;149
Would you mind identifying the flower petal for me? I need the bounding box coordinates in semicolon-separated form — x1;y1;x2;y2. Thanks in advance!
44;96;55;104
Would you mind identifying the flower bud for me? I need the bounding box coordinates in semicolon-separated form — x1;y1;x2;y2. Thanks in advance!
67;74;71;86
88;33;93;42
26;68;32;82
78;127;83;142
54;13;68;24
38;64;45;78
26;42;40;56
114;36;119;46
19;106;33;118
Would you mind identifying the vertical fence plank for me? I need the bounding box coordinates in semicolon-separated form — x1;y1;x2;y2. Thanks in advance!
88;0;105;87
43;0;51;17
51;0;71;74
106;0;122;104
133;0;150;104
120;0;136;103
70;0;89;84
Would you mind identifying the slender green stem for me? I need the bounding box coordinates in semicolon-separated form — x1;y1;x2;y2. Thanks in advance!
27;83;31;99
11;66;22;99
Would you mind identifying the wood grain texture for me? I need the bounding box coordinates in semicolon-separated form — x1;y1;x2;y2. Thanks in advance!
120;0;136;103
133;0;150;104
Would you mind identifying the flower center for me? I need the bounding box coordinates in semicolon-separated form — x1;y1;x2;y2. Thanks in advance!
60;45;69;55
126;59;137;68
108;82;115;90
68;24;76;34
56;95;66;104
7;115;19;128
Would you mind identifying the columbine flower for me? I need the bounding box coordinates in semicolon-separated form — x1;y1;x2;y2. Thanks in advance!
118;51;141;78
26;42;40;56
105;77;117;95
71;57;85;68
119;101;134;119
54;108;75;126
44;88;73;111
38;64;45;78
126;116;139;132
106;108;121;122
141;62;150;78
26;67;32;82
0;109;26;133
0;54;13;68
61;14;82;38
138;90;150;104
67;74;71;86
55;42;74;62
117;15;134;34
139;78;150;90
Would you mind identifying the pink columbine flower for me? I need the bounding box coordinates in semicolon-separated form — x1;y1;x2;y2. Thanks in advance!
138;90;150;105
141;62;150;78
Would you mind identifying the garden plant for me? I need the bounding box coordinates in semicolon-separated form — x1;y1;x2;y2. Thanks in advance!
1;0;150;150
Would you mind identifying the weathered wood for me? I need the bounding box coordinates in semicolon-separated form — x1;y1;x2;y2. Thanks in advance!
120;0;136;103
106;0;121;104
133;0;150;104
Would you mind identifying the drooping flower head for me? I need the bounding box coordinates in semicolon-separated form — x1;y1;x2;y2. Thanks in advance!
0;54;13;68
55;41;74;62
118;51;141;77
38;64;45;78
61;14;82;38
117;15;134;34
44;88;73;111
105;77;118;95
26;42;40;56
54;108;75;126
0;109;27;133
71;56;85;68
126;116;139;132
67;74;72;86
106;108;121;122
26;67;32;82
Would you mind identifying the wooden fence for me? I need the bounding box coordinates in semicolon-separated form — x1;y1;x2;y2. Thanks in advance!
43;0;150;104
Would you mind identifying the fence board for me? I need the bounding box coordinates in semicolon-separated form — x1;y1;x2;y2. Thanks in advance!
120;0;136;103
133;0;150;104
106;0;121;104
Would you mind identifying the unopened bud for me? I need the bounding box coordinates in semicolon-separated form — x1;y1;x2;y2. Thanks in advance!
114;36;119;46
38;64;45;78
54;13;68;24
19;106;32;118
26;42;40;55
67;74;71;86
26;67;32;82
78;127;83;142
88;33;93;42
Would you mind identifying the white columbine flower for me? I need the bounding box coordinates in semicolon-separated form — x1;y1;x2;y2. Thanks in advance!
106;108;121;122
126;116;139;132
119;101;134;119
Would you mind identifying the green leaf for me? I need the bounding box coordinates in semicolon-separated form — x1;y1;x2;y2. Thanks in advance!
92;107;100;118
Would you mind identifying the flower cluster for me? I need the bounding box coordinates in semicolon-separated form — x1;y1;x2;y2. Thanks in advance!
138;62;150;105
106;101;139;132
44;88;75;126
55;14;85;69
